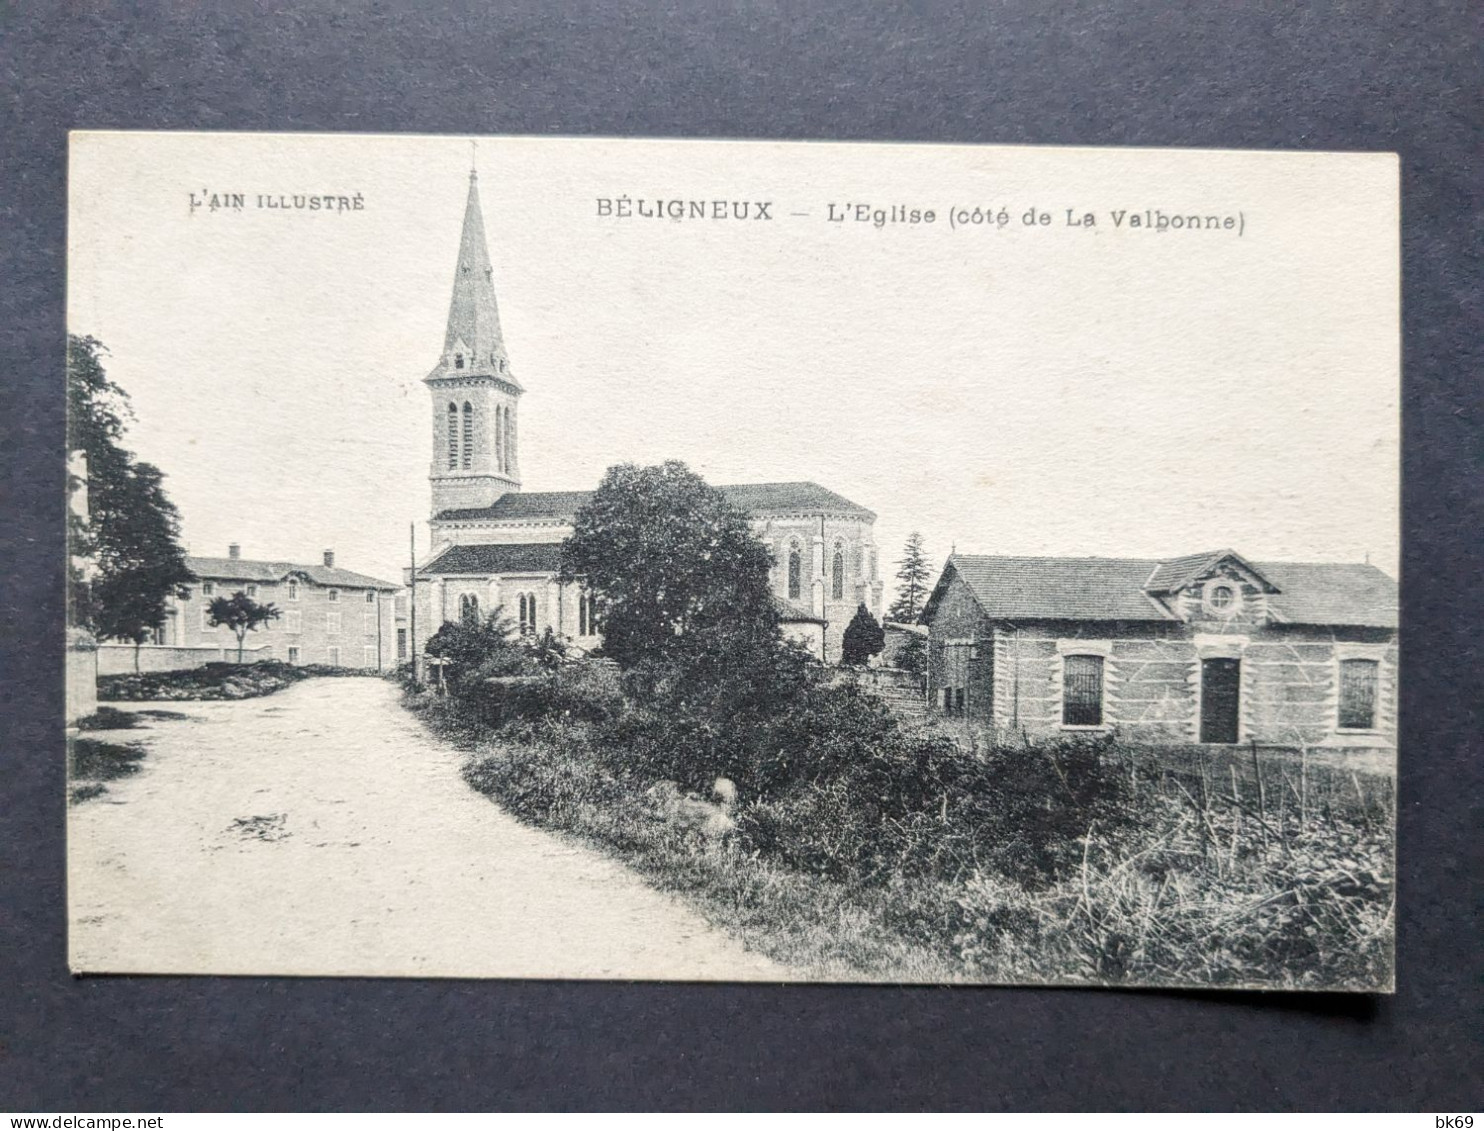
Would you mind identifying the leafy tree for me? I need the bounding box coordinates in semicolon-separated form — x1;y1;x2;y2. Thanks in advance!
423;608;530;696
558;461;781;672
68;335;195;664
207;591;282;663
888;531;932;623
841;603;886;666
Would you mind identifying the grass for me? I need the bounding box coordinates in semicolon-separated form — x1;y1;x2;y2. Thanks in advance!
413;689;1395;989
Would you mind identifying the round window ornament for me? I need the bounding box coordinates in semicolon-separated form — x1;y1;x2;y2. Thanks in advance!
1204;580;1242;616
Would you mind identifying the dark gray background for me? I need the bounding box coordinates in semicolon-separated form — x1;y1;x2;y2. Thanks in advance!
3;0;1480;1112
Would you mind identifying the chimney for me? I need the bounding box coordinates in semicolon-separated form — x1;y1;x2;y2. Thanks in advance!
323;549;335;568
228;543;241;560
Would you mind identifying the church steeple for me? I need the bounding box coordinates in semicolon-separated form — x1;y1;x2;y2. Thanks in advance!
428;169;519;384
425;163;523;516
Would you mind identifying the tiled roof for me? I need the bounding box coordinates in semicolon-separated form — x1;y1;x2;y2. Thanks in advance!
1256;561;1398;628
775;596;826;624
438;490;595;523
186;556;399;590
435;481;874;524
1145;548;1276;594
422;542;563;576
929;553;1398;628
937;555;1175;622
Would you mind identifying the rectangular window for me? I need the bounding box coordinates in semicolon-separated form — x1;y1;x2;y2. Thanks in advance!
326;611;341;635
287;646;300;665
363;646;376;668
328;589;339;603
365;590;376;603
201;607;213;631
363;610;376;635
397;628;408;660
1062;654;1105;726
1338;658;1380;730
285;610;302;634
245;584;257;598
328;646;340;667
202;582;215;596
288;580;299;601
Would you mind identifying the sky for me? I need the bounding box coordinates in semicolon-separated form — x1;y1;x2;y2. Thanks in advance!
68;133;1399;594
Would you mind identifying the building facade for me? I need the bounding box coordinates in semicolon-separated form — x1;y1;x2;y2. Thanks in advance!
920;549;1398;752
142;545;402;671
412;170;883;661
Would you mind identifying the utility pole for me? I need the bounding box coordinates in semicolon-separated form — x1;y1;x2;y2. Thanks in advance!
409;522;418;685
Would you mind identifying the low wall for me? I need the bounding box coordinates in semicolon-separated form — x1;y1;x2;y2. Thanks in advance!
97;643;276;675
66;629;98;723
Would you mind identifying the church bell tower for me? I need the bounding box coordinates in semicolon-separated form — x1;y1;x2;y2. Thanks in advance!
426;167;522;516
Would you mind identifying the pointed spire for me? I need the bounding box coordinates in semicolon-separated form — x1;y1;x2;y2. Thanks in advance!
430;164;515;383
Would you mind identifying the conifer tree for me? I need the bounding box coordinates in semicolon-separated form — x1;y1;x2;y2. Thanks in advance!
888;532;931;623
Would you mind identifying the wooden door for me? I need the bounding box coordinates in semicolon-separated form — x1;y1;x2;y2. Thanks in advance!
1200;657;1241;744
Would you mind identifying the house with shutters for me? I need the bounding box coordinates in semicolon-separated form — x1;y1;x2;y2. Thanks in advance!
918;549;1398;752
409;168;884;662
107;545;403;674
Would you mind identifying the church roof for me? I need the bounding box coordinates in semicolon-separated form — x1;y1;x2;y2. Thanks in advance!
421;542;563;576
434;481;875;523
922;552;1397;628
186;556;400;591
426;170;516;384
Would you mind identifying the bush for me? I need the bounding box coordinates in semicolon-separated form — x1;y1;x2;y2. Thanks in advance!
738;731;1141;887
424;613;535;697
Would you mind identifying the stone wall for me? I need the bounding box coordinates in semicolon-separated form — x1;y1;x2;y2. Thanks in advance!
97;643;276;675
66;629;98;723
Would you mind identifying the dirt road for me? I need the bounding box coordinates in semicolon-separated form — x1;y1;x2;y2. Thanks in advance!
68;677;786;980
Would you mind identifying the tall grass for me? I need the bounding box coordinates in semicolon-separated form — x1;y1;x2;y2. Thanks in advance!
411;678;1394;990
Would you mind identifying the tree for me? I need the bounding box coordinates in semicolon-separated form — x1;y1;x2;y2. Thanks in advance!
68;336;195;666
423;608;530;696
558;461;781;672
888;531;932;623
207;591;282;663
841;603;886;666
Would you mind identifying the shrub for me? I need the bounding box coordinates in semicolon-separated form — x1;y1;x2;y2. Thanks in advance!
841;603;885;666
424;611;534;696
738;731;1141;888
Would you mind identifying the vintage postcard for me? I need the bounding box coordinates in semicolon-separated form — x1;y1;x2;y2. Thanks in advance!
66;133;1398;989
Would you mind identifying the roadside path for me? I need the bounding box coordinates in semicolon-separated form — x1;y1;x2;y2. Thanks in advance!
68;677;786;980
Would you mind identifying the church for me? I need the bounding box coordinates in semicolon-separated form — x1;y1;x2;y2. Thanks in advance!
411;170;884;662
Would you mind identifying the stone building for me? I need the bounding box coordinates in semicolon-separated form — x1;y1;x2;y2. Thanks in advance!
919;549;1397;752
108;545;402;673
412;170;883;661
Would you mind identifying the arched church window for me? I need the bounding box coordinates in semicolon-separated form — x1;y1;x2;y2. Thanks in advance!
832;545;845;600
461;402;474;469
787;545;802;600
494;404;504;471
454;353;464;369
503;407;513;474
459;592;480;624
447;403;459;469
518;592;537;636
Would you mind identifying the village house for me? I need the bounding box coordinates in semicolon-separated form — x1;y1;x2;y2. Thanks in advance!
411;168;884;662
98;545;402;675
919;550;1398;752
